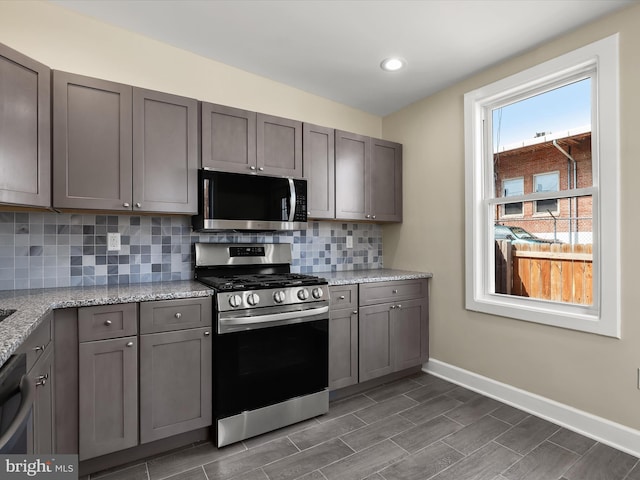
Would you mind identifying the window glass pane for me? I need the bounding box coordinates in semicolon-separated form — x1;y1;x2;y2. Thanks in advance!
493;195;593;305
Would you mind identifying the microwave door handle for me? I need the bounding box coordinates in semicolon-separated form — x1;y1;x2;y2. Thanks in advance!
204;177;211;219
288;178;296;222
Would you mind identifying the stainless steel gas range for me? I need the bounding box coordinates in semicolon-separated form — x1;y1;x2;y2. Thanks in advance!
194;243;329;447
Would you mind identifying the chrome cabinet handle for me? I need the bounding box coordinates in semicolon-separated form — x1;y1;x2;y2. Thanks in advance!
135;203;142;208
339;295;345;300
352;310;358;315
204;331;210;336
258;167;264;171
390;305;396;309
249;166;256;170
175;312;182;319
123;202;130;208
392;289;398;294
36;374;48;387
397;304;402;309
126;341;134;347
33;345;45;352
372;215;376;219
365;214;371;219
104;320;112;326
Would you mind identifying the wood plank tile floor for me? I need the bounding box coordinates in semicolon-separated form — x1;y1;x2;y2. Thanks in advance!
89;373;640;480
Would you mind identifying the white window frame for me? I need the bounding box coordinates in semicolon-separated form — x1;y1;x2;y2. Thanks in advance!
501;177;524;217
533;171;560;215
464;34;620;337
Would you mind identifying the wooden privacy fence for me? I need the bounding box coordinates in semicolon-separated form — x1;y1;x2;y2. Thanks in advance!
495;241;593;304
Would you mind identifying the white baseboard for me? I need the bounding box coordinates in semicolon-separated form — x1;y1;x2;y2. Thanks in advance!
424;358;640;457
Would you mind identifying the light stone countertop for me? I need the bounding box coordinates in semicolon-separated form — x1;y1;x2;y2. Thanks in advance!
0;269;433;368
318;268;433;286
0;281;214;369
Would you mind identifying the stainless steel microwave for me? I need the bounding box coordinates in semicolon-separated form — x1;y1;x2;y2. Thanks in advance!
192;170;308;232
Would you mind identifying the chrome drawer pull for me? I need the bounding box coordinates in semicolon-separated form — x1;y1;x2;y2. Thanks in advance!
339;295;345;300
126;341;134;347
104;320;112;326
175;312;182;319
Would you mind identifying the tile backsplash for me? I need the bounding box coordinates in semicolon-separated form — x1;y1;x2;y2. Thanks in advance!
0;212;383;290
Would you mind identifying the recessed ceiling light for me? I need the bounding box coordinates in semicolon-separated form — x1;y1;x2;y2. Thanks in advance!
380;57;406;72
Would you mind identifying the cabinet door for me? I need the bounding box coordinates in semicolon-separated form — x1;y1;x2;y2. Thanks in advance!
139;328;212;443
31;345;54;454
359;303;394;381
79;336;138;460
329;308;358;390
201;102;256;173
0;43;50;207
393;298;429;371
370;138;402;222
257;113;302;177
53;71;133;210
303;124;335;219
133;88;198;213
335;130;369;220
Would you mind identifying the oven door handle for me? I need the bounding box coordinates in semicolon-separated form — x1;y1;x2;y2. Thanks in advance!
0;375;34;452
220;305;329;330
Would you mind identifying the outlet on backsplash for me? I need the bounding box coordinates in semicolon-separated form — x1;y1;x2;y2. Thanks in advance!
346;236;353;249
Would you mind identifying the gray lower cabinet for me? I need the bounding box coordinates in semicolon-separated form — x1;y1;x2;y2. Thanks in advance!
78;303;139;461
31;345;54;454
53;71;198;213
328;285;358;390
201;102;302;177
303;123;335;219
78;336;138;461
358;279;429;382
0;42;51;208
139;328;212;443
18;312;54;453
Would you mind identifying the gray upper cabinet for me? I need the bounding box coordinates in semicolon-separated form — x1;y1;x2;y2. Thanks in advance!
257;113;302;177
370;138;402;222
335;130;369;220
0;42;51;208
335;130;403;222
201;103;256;174
53;71;133;211
303;124;335;219
132;88;198;214
53;72;198;213
201;103;302;177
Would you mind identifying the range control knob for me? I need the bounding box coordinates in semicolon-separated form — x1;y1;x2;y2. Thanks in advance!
273;291;286;303
229;294;242;308
247;293;260;306
312;287;324;299
297;288;310;301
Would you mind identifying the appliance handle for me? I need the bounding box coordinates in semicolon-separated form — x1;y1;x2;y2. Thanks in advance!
0;375;34;451
220;305;328;329
288;178;296;222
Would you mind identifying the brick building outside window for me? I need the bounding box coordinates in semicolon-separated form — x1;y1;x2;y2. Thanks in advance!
494;127;592;244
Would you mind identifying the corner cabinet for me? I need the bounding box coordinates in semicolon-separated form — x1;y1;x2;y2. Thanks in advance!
201;102;302;177
335;130;402;222
53;71;198;214
358;279;429;382
0;42;51;208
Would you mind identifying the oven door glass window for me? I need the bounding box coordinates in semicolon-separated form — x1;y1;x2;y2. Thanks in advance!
214;319;328;418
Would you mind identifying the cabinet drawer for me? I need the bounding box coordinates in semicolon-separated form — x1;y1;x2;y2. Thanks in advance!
78;303;138;342
329;285;358;311
359;279;428;306
19;311;52;372
140;297;212;334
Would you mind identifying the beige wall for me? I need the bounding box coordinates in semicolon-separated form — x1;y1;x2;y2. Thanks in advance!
0;0;381;138
383;4;640;430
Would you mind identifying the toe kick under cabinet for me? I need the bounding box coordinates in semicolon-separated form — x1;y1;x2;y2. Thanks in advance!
76;297;212;461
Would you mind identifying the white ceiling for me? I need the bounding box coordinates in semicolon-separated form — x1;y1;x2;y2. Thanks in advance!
51;0;634;116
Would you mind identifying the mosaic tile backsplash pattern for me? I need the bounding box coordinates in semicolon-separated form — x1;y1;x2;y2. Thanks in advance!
0;212;383;290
